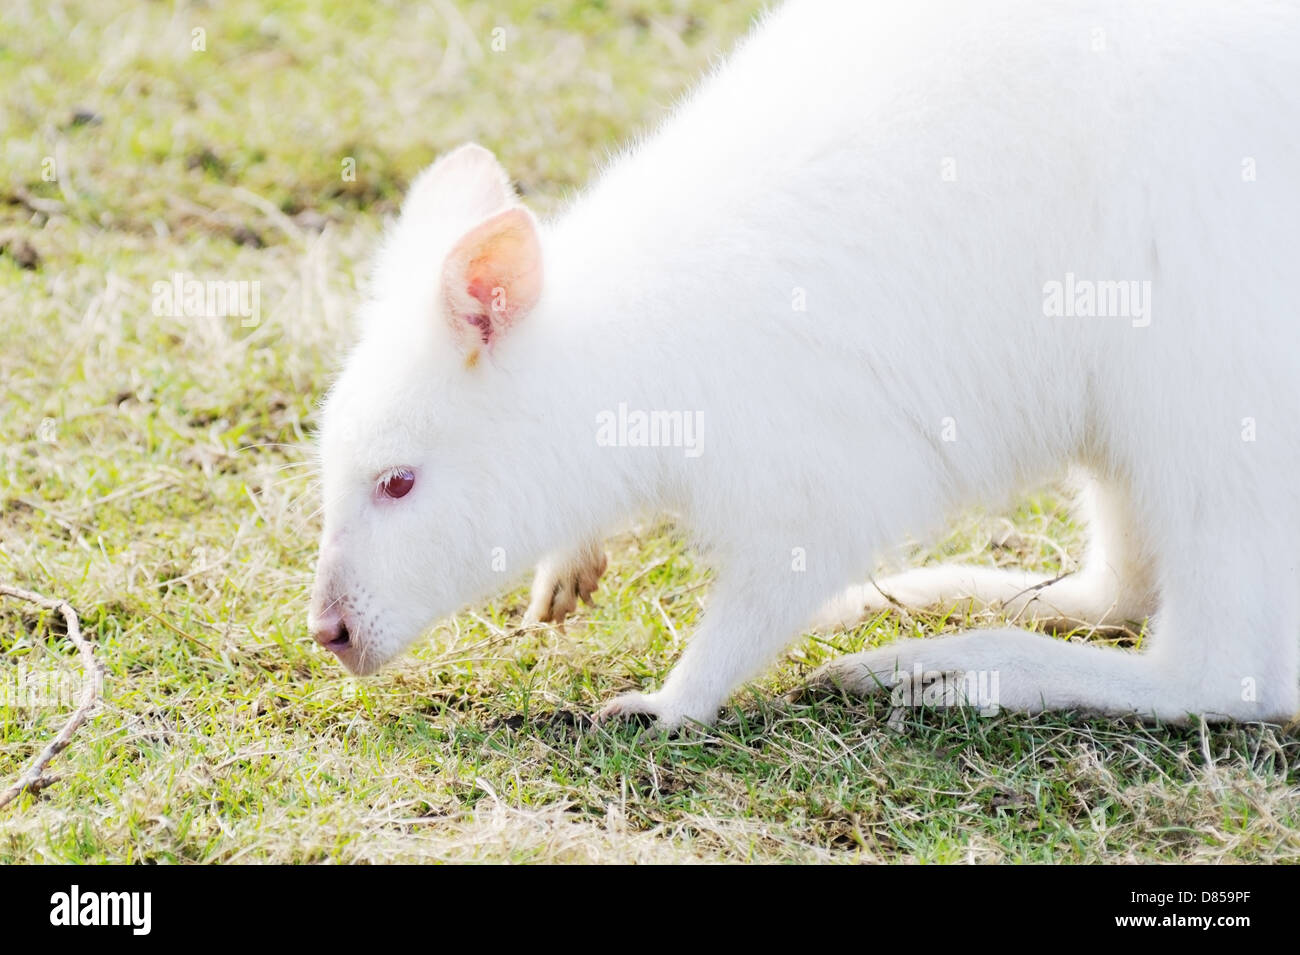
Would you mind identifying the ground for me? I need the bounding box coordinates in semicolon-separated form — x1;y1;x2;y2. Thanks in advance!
1;0;1297;863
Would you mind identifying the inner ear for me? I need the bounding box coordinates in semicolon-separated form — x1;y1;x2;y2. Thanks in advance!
441;206;543;352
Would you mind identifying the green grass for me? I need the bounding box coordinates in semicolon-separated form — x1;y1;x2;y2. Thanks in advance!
2;0;1298;863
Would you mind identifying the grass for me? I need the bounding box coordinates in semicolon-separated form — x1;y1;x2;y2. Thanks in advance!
2;0;1298;863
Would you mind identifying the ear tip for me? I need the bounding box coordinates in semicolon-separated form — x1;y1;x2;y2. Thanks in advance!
445;141;495;163
406;143;514;224
439;142;503;174
441;143;515;198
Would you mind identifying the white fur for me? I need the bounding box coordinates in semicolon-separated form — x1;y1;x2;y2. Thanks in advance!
310;0;1300;728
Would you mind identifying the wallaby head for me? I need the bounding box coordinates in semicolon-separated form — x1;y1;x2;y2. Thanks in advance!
308;143;552;674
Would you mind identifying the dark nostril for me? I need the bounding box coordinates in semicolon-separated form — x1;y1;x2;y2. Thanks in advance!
329;623;350;649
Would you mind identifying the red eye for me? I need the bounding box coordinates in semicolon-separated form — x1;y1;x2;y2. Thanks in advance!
378;468;415;499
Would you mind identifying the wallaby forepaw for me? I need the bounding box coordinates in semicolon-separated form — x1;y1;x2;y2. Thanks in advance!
594;691;672;728
593;689;714;732
525;544;608;627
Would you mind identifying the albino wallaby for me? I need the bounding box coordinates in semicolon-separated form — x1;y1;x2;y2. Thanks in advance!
308;0;1300;729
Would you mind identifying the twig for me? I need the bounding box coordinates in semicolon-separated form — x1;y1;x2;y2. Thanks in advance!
0;583;104;810
11;186;67;217
1004;569;1074;619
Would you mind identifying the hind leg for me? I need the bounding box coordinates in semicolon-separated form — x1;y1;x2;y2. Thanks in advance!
811;492;1298;723
812;475;1156;632
812;627;1170;716
812;593;1295;723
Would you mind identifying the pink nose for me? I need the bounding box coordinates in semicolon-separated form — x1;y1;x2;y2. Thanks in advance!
310;606;352;651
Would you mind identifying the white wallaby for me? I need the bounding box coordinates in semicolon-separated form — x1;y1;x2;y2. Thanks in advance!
309;0;1300;730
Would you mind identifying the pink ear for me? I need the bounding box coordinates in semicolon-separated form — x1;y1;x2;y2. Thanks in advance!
441;206;543;351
